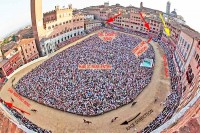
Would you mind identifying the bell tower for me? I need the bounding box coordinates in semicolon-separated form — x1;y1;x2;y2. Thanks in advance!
31;0;46;56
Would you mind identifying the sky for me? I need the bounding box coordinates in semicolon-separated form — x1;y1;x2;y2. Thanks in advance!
0;0;200;40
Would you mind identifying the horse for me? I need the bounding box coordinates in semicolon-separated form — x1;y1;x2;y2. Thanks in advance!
111;117;118;123
131;101;137;106
31;109;37;112
83;119;92;124
11;97;14;102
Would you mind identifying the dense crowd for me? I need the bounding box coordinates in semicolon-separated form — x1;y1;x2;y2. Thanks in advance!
0;97;51;133
15;31;155;116
141;39;181;133
106;24;182;132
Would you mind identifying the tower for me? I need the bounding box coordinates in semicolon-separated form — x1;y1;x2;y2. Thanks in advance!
31;0;46;56
104;2;109;7
140;2;143;9
166;1;171;15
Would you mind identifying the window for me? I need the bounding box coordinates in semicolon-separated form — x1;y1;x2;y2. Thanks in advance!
184;41;187;47
182;39;184;44
195;54;199;61
25;49;27;53
187;44;189;50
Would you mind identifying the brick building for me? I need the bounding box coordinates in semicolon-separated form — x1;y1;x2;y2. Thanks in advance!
19;38;39;63
4;46;24;70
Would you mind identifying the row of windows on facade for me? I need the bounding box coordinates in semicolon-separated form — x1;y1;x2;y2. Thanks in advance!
176;46;188;62
50;31;83;45
23;56;38;62
120;16;160;24
86;23;100;27
174;50;199;73
114;22;159;32
12;60;23;67
100;15;107;16
24;42;34;47
24;45;35;53
115;20;160;28
45;13;72;21
47;18;83;29
26;51;37;58
179;37;190;50
51;27;83;38
195;53;200;64
174;52;185;72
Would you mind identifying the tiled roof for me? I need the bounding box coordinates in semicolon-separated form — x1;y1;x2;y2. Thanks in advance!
1;41;17;53
19;38;35;45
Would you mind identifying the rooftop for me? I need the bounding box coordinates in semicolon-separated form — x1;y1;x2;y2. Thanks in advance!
0;59;9;68
1;41;17;53
19;38;35;45
84;19;102;24
182;27;200;39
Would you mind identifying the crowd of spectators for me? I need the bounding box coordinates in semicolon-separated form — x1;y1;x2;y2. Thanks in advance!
0;23;182;132
0;97;51;133
15;31;155;116
141;39;181;133
105;24;182;132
